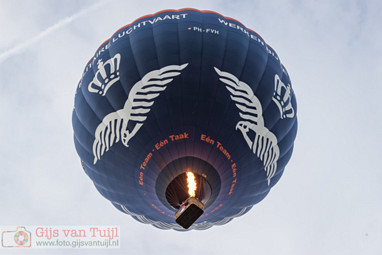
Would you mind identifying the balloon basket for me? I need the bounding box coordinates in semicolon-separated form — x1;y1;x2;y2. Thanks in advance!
175;197;204;229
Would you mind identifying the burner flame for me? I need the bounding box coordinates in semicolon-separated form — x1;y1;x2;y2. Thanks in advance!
186;171;196;197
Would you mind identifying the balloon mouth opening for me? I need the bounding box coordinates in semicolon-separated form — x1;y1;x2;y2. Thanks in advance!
165;172;212;210
155;156;221;213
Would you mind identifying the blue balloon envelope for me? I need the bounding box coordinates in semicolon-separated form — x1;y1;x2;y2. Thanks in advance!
72;9;298;230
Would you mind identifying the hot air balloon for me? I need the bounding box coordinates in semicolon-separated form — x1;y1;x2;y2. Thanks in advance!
72;8;297;230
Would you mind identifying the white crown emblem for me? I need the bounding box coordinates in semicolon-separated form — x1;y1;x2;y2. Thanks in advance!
88;53;121;96
272;74;295;119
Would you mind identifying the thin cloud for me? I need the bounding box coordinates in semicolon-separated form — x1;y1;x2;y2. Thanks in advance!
0;0;109;63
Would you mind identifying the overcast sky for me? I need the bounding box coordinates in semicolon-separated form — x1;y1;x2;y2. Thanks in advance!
0;0;381;254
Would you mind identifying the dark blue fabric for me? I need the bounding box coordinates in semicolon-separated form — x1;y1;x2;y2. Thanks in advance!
72;9;298;229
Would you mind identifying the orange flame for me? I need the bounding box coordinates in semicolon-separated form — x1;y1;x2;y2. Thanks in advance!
186;171;197;197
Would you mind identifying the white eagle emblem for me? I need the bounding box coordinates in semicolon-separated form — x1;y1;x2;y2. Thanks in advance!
92;63;188;164
215;67;280;185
